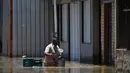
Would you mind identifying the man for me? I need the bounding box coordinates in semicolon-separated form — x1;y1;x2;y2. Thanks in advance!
44;38;63;66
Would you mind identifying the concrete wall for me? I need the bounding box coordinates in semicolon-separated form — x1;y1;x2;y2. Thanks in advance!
2;0;54;57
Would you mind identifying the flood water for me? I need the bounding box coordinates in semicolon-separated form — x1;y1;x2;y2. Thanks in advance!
0;56;127;73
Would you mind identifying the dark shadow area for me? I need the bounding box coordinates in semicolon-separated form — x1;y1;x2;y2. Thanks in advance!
0;0;2;56
117;0;130;50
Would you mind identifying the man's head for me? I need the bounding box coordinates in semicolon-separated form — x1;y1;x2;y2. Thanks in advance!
52;38;58;46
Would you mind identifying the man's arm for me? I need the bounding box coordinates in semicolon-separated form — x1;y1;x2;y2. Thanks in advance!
57;46;63;54
44;45;53;56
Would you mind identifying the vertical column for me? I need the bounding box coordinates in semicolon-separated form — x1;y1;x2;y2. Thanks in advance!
9;0;13;57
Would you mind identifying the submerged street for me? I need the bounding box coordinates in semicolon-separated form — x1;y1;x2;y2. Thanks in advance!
0;0;130;73
0;56;122;73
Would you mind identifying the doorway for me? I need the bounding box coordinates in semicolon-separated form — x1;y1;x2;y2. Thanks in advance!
117;0;130;50
104;3;113;65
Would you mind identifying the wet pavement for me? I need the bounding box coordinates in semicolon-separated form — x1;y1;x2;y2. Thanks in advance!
0;56;125;73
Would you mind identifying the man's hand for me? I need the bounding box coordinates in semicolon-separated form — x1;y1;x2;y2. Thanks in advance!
45;53;53;56
48;53;53;56
58;56;62;59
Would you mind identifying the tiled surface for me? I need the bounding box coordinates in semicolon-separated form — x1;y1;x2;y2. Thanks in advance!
115;49;130;71
0;56;122;73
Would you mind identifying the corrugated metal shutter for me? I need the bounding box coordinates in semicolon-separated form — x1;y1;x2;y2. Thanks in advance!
2;0;10;56
70;1;81;61
62;4;68;42
12;0;53;57
83;0;91;43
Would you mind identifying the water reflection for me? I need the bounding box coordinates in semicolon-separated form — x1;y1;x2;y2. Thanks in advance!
0;66;115;73
10;58;13;73
0;57;129;73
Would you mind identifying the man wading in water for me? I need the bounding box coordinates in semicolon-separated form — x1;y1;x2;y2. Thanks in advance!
44;38;63;66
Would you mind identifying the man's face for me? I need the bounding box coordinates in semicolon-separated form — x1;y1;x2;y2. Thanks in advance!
53;40;57;46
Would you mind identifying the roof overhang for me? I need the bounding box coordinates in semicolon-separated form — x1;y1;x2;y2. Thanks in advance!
56;0;86;4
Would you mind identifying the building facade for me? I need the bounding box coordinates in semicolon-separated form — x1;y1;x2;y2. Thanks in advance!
57;0;101;64
2;0;54;57
1;0;124;66
114;0;130;70
101;0;130;69
0;0;102;64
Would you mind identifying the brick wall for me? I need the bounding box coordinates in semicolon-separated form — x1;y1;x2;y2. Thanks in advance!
111;2;116;64
115;49;130;71
100;3;104;63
